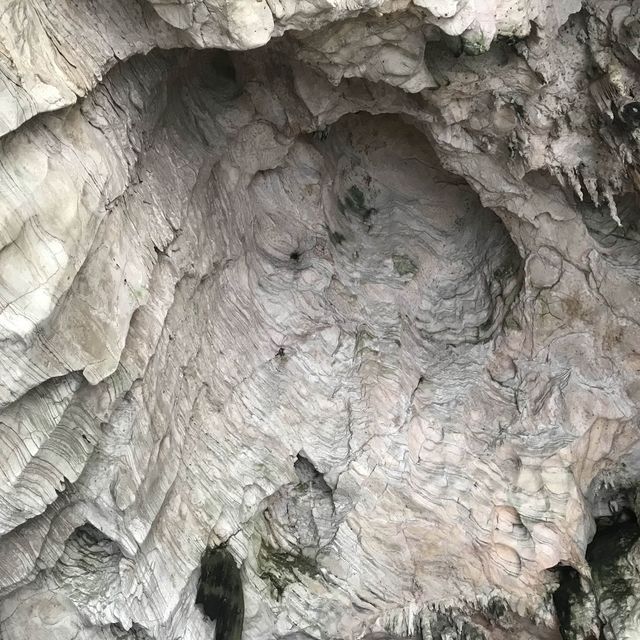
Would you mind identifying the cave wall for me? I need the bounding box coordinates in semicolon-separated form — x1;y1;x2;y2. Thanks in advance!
2;2;640;639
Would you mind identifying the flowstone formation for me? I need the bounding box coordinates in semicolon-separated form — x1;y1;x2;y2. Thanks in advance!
2;1;640;639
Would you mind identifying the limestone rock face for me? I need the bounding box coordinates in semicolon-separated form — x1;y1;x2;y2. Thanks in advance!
1;1;640;639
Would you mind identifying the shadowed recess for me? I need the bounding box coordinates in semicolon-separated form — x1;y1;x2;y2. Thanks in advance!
552;497;640;640
196;546;244;640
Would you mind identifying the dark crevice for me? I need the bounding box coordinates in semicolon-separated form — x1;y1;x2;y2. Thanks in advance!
552;489;640;640
293;453;328;488
587;507;639;565
108;621;154;639
552;565;593;640
196;546;244;640
164;49;241;98
587;506;640;607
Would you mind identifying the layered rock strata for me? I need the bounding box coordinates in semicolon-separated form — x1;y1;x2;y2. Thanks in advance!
2;2;640;639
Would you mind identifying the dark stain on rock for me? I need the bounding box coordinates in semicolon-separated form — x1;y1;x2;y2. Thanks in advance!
258;542;321;601
620;101;640;129
328;228;346;245
338;185;375;223
196;546;244;640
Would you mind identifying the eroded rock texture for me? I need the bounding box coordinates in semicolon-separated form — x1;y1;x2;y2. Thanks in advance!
2;1;640;639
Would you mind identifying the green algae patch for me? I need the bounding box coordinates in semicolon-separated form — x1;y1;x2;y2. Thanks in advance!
392;254;418;277
258;543;321;600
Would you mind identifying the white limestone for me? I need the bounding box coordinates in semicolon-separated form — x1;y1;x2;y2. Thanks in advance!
1;2;640;639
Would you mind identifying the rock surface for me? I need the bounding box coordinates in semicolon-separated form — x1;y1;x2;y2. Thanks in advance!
1;1;640;639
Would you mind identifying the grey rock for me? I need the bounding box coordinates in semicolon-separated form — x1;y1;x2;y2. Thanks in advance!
1;2;640;640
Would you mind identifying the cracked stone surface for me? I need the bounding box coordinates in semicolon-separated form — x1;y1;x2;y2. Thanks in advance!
2;1;640;639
